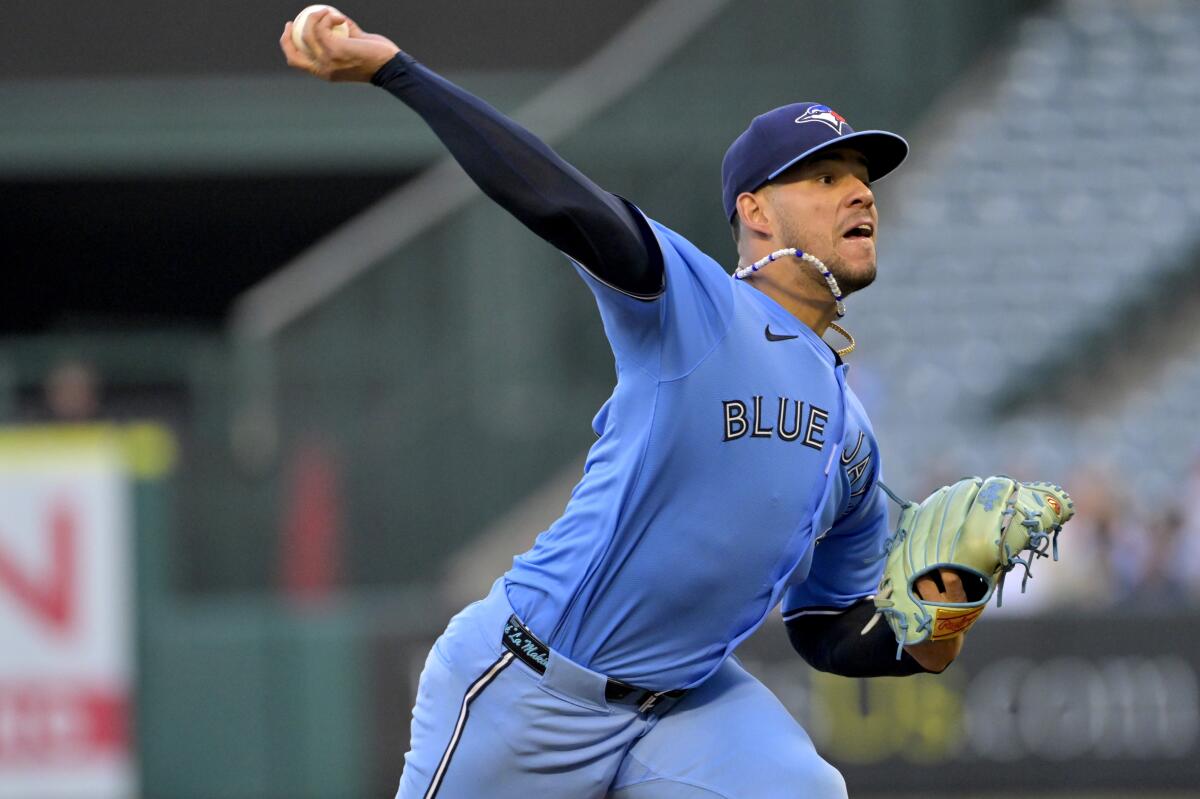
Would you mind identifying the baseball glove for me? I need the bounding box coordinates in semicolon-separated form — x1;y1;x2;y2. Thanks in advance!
871;476;1074;658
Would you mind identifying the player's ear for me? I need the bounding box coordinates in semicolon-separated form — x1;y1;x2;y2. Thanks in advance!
734;191;772;239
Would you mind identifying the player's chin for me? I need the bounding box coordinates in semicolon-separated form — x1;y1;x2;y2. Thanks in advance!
833;241;877;294
835;234;876;264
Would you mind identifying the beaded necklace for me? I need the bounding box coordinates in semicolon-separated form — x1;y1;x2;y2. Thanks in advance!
733;248;856;357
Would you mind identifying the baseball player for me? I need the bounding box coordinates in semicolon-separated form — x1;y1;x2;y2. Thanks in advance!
281;10;1073;798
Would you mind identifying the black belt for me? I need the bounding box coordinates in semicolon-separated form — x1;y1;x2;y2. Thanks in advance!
502;614;687;713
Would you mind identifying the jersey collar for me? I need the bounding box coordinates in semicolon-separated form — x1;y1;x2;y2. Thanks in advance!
733;278;840;367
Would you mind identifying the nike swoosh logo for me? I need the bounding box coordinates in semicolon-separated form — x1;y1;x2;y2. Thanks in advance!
764;325;799;342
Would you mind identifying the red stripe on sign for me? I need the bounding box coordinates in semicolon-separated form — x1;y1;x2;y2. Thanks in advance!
0;684;129;763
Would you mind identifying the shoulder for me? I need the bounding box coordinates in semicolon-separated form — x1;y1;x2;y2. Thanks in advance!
643;217;721;269
635;216;733;299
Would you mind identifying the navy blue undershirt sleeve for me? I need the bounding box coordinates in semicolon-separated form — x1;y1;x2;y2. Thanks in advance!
786;599;935;677
371;52;663;298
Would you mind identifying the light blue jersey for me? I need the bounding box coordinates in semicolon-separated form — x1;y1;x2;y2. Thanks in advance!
401;214;879;798
504;213;888;691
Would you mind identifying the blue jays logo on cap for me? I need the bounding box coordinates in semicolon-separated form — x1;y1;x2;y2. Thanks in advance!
794;105;848;135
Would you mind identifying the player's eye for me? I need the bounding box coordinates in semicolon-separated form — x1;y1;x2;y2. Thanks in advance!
817;175;834;185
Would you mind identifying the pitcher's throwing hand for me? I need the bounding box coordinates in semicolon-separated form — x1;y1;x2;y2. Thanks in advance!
280;6;398;83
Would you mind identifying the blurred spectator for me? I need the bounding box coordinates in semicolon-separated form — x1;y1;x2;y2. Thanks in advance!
43;358;101;421
990;464;1122;615
974;459;1200;614
1175;455;1200;605
1124;508;1188;610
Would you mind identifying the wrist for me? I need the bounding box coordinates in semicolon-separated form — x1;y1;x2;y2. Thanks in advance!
903;633;964;673
371;49;411;86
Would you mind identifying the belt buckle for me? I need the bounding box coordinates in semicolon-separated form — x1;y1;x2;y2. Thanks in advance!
636;690;667;713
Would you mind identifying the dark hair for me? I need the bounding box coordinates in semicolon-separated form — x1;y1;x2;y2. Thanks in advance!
730;214;741;244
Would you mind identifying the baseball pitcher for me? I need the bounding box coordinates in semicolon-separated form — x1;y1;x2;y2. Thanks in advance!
281;10;1074;798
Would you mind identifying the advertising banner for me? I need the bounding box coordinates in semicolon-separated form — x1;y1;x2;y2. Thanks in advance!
738;614;1200;795
0;428;138;799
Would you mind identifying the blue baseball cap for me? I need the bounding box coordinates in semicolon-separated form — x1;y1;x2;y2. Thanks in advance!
721;102;909;220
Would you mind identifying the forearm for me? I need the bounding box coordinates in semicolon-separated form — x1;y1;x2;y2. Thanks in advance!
787;600;955;678
371;52;662;296
903;632;963;673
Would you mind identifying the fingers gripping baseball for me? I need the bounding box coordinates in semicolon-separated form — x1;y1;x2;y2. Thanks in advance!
280;8;400;83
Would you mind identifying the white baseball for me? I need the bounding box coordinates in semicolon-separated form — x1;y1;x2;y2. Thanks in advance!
292;5;350;55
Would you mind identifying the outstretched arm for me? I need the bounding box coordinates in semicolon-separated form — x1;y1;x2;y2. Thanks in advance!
279;9;663;297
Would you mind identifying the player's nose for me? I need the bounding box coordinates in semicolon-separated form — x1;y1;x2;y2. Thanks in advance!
845;177;875;210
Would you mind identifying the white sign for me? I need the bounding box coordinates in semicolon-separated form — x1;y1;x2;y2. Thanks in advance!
0;429;136;799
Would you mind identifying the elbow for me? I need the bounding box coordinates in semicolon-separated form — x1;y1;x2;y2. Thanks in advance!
786;619;835;674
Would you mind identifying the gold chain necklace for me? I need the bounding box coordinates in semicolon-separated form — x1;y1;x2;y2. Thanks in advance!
827;321;856;357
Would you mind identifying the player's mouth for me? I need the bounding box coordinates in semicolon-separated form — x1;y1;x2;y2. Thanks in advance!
841;220;874;240
838;219;875;257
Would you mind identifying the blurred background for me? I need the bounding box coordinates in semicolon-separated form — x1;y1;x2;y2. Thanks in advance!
2;0;1198;796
